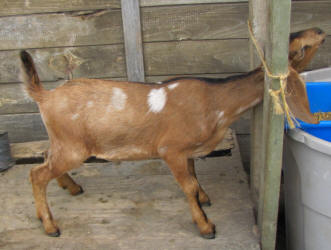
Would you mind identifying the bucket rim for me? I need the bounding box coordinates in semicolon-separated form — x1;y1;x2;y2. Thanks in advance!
286;128;331;156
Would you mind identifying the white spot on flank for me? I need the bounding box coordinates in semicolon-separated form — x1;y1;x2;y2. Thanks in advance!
87;101;94;108
217;111;224;119
167;82;179;90
71;113;80;120
148;88;167;113
111;87;127;111
250;98;261;107
217;111;225;126
235;106;246;115
158;146;168;156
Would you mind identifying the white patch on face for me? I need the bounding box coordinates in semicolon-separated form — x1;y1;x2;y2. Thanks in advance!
156;81;163;84
71;113;80;120
87;101;94;108
167;82;179;90
147;88;167;113
111;87;127;111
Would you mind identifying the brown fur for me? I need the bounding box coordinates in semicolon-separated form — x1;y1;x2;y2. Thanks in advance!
20;27;325;238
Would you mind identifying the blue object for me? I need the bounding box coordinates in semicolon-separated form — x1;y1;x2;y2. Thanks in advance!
298;82;331;142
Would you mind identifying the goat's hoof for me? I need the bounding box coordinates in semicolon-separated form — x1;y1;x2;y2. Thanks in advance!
72;186;84;196
201;231;215;239
47;229;61;237
200;221;215;239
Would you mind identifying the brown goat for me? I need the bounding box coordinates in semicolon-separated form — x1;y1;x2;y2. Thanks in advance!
20;28;325;239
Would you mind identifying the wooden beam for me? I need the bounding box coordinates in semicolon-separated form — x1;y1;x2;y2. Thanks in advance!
248;0;267;219
121;0;145;82
260;0;291;249
140;0;247;6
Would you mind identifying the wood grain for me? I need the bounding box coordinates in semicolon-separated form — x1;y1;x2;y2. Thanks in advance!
0;0;121;16
121;0;145;82
0;10;124;50
0;2;330;50
0;113;47;143
0;40;250;83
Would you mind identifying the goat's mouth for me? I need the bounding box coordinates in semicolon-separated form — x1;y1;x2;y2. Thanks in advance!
321;38;326;44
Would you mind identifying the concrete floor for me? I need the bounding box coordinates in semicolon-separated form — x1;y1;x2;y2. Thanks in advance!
0;143;259;250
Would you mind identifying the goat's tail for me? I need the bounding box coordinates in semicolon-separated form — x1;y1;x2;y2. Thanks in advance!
20;50;44;102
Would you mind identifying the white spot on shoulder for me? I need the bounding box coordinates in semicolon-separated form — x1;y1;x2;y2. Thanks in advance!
111;87;127;111
87;101;94;108
71;113;80;120
167;82;179;90
148;88;167;113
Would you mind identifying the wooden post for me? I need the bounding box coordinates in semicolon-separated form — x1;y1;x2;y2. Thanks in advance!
249;0;267;217
121;0;145;82
260;0;291;249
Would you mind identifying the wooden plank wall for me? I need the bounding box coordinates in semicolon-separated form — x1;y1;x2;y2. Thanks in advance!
0;1;330;163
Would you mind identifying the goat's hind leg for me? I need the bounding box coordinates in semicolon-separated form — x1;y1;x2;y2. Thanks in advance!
44;149;83;195
188;159;211;206
57;173;84;196
30;150;85;237
30;162;61;236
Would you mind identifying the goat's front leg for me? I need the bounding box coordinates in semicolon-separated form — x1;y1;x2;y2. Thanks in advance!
164;154;215;239
188;159;211;206
56;173;83;196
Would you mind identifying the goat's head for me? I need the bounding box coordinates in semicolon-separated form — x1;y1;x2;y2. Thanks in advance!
289;27;326;72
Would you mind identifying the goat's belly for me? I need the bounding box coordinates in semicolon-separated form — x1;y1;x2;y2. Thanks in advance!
95;146;156;161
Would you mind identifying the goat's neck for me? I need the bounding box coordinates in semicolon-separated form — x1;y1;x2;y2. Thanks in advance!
210;68;265;118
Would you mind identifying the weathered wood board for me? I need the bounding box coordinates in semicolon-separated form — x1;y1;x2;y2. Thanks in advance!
11;140;49;160
0;40;250;83
0;2;330;50
0;139;259;250
0;0;121;16
0;113;47;143
121;0;145;82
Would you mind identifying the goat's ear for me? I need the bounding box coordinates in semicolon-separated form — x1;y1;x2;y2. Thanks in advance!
285;67;319;124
